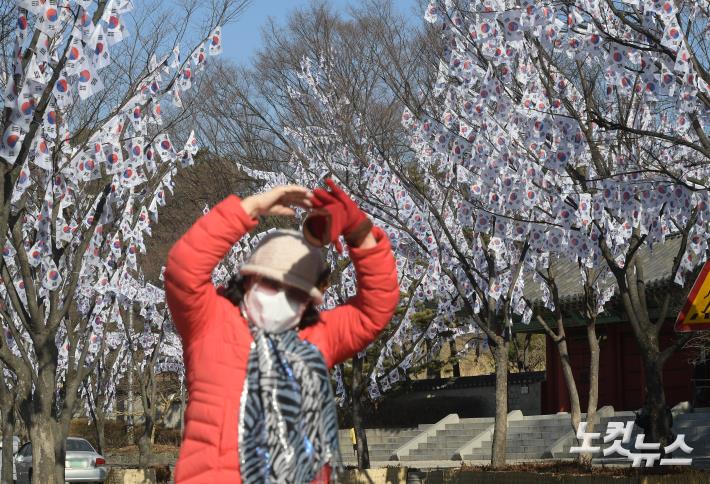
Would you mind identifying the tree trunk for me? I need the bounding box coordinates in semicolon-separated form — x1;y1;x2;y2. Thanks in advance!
127;311;135;445
29;416;63;484
490;340;509;468
640;351;672;448
1;403;16;484
556;335;582;436
617;256;675;450
449;339;460;377
351;355;370;470
53;432;67;484
85;383;106;456
138;413;154;468
28;347;63;484
94;410;106;456
579;319;600;466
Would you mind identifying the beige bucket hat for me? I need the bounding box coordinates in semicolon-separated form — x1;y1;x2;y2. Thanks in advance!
240;229;327;304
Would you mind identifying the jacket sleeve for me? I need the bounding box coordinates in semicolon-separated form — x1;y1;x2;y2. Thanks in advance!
164;195;258;345
301;226;400;368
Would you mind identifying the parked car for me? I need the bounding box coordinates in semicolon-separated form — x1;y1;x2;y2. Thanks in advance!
0;435;20;481
14;437;107;483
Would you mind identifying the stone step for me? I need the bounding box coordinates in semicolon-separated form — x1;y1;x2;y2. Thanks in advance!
459;417;496;423
509;431;546;439
368;444;402;451
411;447;458;455
439;425;481;432
415;447;463;455
506;438;548;448
366;447;399;454
361;438;417;445
442;427;490;435
514;446;550;455
368;451;396;458
424;439;471;448
510;424;571;431
448;423;493;431
418;442;467;451
435;434;474;442
511;428;569;435
338;429;418;436
434;430;481;438
370;435;420;442
365;433;419;441
520;425;571;430
368;450;396;455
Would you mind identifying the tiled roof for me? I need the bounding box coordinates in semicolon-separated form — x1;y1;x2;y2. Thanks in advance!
523;235;687;307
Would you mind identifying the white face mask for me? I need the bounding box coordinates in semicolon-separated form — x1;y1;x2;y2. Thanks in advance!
243;281;307;334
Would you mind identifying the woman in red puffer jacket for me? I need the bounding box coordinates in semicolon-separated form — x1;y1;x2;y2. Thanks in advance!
165;181;399;483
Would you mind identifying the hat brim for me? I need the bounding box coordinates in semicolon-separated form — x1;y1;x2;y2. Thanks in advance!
240;264;324;304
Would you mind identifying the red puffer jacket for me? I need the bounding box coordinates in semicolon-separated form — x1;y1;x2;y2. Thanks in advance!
165;195;399;483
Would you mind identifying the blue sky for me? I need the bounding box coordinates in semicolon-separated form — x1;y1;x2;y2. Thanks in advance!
221;0;421;65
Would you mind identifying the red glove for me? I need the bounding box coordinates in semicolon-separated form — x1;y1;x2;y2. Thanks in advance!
303;179;373;252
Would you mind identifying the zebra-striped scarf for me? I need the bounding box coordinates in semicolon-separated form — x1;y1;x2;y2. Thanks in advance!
239;329;341;483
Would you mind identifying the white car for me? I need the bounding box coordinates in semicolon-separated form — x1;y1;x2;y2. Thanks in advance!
14;437;107;483
0;436;20;481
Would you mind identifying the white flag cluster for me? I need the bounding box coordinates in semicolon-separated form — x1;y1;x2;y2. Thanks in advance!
0;0;223;400
280;0;710;399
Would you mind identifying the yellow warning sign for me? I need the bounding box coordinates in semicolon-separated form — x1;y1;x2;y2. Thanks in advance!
676;260;710;332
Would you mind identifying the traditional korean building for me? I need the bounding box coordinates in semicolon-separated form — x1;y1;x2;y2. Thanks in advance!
518;235;708;413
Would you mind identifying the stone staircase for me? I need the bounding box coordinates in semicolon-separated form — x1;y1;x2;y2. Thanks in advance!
401;417;494;461
338;425;430;463
459;413;573;461
339;406;710;465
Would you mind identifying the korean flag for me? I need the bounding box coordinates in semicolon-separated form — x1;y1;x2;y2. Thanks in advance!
42;257;63;291
208;27;222;56
77;66;104;100
106;7;126;45
89;25;111;70
154;134;177;162
0;124;25;165
36;1;60;36
33;137;53;170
